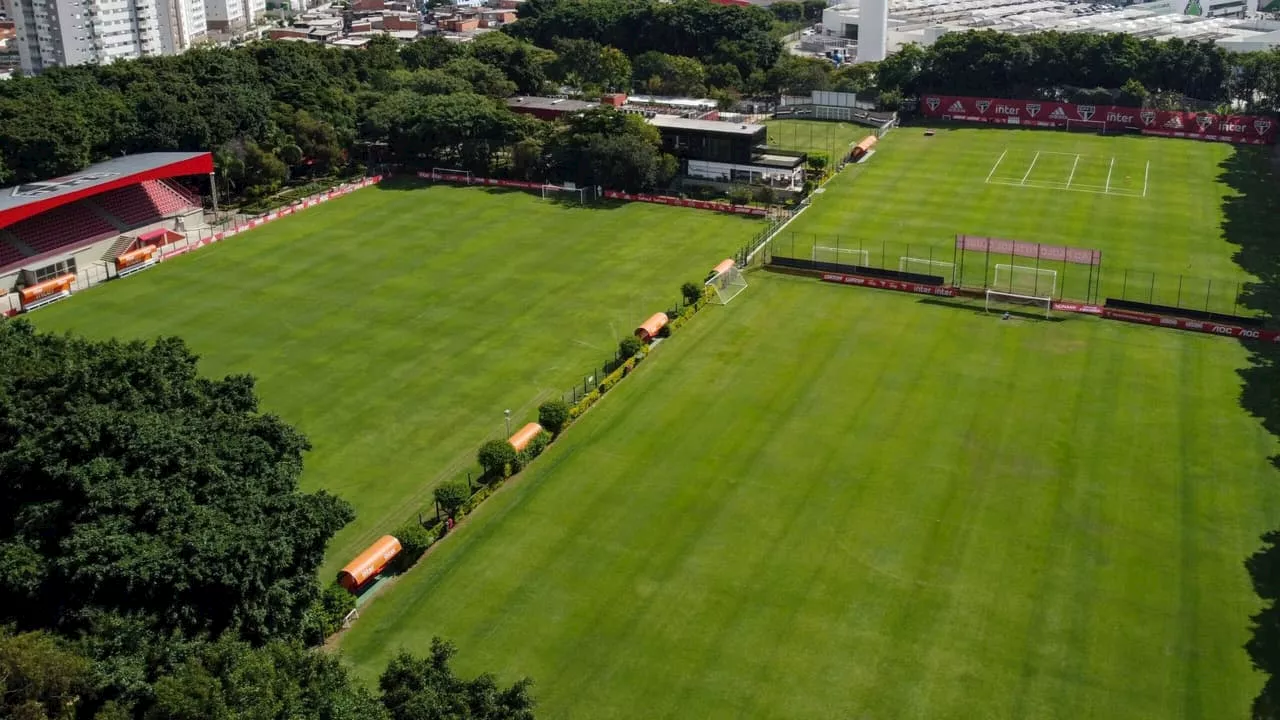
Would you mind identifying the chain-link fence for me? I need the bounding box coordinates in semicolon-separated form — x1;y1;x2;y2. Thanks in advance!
767;232;1256;319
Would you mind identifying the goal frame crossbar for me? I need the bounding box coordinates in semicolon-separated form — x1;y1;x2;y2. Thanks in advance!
705;262;748;305
811;245;870;267
898;256;955;283
985;289;1052;319
540;184;589;204
992;263;1057;297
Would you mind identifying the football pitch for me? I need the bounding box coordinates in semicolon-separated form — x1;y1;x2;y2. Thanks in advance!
341;273;1279;718
778;127;1255;314
26;182;762;576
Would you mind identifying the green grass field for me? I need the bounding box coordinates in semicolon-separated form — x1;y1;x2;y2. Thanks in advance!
765;118;869;160
27;182;761;576
341;273;1279;718
778;127;1255;313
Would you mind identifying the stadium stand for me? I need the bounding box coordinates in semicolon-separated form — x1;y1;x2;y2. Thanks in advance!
0;152;212;280
8;203;118;254
95;180;196;227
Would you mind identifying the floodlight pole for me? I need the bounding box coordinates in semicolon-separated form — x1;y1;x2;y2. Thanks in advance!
504;409;511;436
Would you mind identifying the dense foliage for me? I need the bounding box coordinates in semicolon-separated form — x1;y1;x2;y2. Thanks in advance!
0;321;534;719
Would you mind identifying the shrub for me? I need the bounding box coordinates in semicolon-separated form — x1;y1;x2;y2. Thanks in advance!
434;480;470;519
727;185;752;205
538;399;571;435
462;485;492;515
391;521;435;571
300;581;356;644
681;281;702;306
520;430;551;463
619;335;643;359
755;185;777;206
477;439;517;480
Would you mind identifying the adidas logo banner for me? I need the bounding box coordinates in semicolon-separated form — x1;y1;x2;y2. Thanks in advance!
1140;111;1156;126
947;100;965;113
1164;115;1183;129
926;97;940;111
975;100;990;114
1048;107;1068;120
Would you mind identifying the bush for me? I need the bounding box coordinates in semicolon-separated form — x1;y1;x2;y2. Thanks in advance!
477;439;517;480
538;399;571;435
300;581;356;645
461;485;492;515
518;431;552;466
755;185;777;206
727;185;752;205
681;281;702;306
391;521;435;571
619;335;643;359
434;480;470;519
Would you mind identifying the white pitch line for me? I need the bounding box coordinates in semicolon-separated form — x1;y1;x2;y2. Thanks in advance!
1020;152;1041;185
985;149;1008;183
1105;156;1115;193
1065;154;1081;189
1142;160;1150;198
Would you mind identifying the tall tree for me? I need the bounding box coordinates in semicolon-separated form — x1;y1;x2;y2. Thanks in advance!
0;320;354;645
379;639;535;720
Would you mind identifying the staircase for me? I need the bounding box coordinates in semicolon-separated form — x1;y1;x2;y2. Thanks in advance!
102;235;136;262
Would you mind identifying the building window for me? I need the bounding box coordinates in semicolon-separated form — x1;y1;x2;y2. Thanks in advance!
31;257;76;284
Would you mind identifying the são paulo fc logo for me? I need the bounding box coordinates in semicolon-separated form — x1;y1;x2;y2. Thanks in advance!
1256;119;1272;136
1077;105;1096;121
1025;103;1040;117
1196;114;1214;131
925;97;940;111
975;100;990;114
1140;111;1156;126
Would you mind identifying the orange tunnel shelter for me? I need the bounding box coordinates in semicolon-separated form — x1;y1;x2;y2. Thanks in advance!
851;135;878;160
338;535;402;592
508;422;544;452
19;275;74;308
115;245;157;271
711;259;735;276
634;312;669;342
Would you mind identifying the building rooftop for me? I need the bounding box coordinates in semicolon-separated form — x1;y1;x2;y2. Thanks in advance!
507;96;600;112
649;116;765;136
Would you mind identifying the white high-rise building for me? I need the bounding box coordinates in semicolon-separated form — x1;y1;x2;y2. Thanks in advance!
203;0;263;33
12;0;206;74
855;0;887;63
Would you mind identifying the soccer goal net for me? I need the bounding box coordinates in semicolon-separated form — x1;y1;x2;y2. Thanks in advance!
898;256;954;282
812;246;870;267
431;167;471;184
706;260;747;305
993;263;1057;297
541;183;589;204
986;289;1051;318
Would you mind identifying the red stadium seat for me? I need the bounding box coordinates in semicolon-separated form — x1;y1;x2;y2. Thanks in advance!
95;181;197;228
0;239;24;268
7;204;117;255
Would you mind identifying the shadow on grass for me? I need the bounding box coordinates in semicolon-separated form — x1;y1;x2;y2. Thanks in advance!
1220;144;1280;716
914;295;1068;322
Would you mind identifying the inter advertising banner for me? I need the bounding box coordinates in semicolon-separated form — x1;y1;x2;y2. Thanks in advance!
920;94;1276;145
819;272;958;297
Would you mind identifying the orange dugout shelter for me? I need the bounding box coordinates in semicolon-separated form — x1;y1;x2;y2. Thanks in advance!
338;535;402;592
508;422;544;452
851;135;877;161
634;312;669;342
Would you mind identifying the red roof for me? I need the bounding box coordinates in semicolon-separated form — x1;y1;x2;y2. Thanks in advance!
0;152;213;230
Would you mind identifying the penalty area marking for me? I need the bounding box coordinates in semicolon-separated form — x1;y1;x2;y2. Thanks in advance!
985;149;1008;183
985;178;1143;198
1065;154;1080;189
1020;151;1041;185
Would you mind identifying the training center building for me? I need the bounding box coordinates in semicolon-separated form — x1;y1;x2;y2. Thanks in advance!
0;152;213;315
651;117;808;191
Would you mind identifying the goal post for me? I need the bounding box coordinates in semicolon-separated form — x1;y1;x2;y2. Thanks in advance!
812;245;869;267
541;183;589;204
431;167;472;184
705;258;747;305
898;256;955;283
993;263;1057;297
985;289;1051;319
